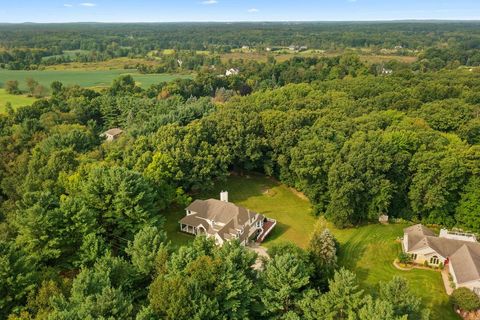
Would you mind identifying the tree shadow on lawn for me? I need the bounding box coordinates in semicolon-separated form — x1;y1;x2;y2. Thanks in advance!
196;173;279;203
337;236;368;272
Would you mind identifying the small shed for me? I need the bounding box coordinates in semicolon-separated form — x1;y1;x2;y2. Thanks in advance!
379;215;389;224
102;128;123;141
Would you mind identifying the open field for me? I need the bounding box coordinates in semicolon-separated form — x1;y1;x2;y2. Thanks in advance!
41;49;90;61
44;57;164;70
0;89;37;112
0;69;191;90
164;174;458;320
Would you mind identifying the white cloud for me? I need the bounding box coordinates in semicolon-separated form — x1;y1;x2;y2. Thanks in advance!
248;8;259;13
201;0;218;5
64;4;73;7
80;2;97;7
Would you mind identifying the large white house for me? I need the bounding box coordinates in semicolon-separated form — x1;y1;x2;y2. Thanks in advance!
179;191;276;246
403;224;480;295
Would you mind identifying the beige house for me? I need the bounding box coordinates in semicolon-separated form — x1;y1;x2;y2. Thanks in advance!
179;191;276;246
225;68;240;76
102;128;123;141
403;224;480;295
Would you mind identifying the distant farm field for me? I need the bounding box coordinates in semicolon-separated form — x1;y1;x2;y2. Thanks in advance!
0;69;192;90
0;89;37;112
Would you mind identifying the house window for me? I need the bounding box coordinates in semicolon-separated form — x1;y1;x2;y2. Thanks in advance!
430;256;439;265
411;254;417;260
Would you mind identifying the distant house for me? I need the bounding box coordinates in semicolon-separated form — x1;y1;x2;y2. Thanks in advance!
242;45;250;50
179;191;276;246
102;128;123;141
225;68;240;76
381;67;393;75
265;47;272;52
403;224;480;295
299;46;308;52
288;45;298;51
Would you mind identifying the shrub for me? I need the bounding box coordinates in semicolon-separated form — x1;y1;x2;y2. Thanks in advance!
5;80;21;94
423;260;429;267
32;84;48;98
398;252;412;265
450;281;456;290
438;262;444;270
451;287;480;311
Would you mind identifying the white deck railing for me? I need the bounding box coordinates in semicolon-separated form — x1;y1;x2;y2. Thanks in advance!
257;218;277;243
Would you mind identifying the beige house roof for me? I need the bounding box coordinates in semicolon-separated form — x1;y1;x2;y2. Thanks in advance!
404;224;480;284
180;199;264;243
104;128;123;136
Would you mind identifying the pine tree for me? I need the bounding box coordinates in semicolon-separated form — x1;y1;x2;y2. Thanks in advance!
379;276;429;320
321;268;364;319
357;295;400;320
126;226;168;276
308;225;338;289
261;252;311;317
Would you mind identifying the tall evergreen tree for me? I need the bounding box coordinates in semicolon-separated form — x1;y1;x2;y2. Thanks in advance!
308;225;338;289
379;276;429;320
261;252;311;317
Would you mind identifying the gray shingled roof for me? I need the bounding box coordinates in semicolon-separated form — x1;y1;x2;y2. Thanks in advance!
450;244;480;284
426;236;480;258
404;224;436;251
182;199;264;242
186;199;260;230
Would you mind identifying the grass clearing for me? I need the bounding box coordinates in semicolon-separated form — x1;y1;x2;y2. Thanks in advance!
164;174;458;319
0;69;191;90
45;57;162;70
41;49;90;61
0;89;37;112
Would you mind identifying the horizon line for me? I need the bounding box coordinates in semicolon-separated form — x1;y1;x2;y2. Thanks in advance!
1;19;480;24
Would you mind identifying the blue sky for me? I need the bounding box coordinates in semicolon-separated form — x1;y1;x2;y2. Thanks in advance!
1;0;479;23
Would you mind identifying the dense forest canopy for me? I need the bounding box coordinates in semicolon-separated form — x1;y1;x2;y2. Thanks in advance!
1;22;480;70
1;22;480;319
1;22;480;50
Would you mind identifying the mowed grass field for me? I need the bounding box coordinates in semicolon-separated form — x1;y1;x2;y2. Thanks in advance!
164;174;458;320
0;89;37;112
0;69;191;90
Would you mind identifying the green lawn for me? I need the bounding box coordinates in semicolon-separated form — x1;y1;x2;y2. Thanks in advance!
0;89;37;112
333;223;456;320
0;69;191;90
163;174;458;319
